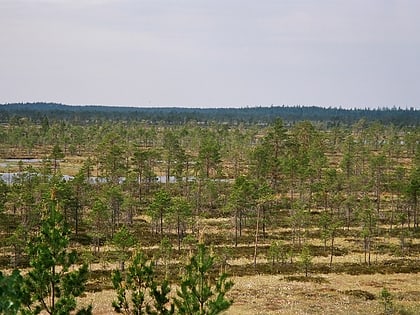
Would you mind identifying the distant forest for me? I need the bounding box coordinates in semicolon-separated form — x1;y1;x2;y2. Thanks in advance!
0;102;419;125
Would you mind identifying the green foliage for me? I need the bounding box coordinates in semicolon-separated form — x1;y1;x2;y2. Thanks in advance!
148;190;172;235
228;176;258;209
112;250;175;315
105;184;124;235
379;287;394;315
97;133;127;184
197;130;222;178
132;148;159;189
267;241;287;265
113;225;135;251
357;197;377;265
175;243;234;315
6;224;27;268
169;197;193;249
162;130;187;180
288;205;310;246
407;166;419;204
112;225;135;271
0;179;9;213
169;197;192;225
88;198;110;252
227;176;261;246
158;237;173;276
256;118;289;191
0;270;24;315
50;177;81;232
318;211;332;250
20;198;91;315
299;245;312;277
50;144;65;173
318;210;342;267
113;243;233;315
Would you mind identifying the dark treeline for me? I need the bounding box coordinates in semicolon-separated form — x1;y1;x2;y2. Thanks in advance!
1;102;419;125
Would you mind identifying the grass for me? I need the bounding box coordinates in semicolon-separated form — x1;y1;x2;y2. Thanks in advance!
68;215;420;314
80;273;420;315
222;273;420;315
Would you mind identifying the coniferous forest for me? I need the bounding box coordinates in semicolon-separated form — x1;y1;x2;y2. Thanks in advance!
0;103;419;314
1;102;419;125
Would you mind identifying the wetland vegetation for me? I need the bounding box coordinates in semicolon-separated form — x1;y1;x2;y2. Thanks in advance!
0;104;419;314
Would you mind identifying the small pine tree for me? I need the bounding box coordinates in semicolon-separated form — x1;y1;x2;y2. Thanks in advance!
20;196;92;315
112;250;175;315
379;287;394;315
267;241;286;266
175;243;234;315
112;225;135;271
299;245;312;277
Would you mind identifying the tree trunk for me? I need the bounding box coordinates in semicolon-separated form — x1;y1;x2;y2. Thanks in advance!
75;206;79;235
329;231;335;268
177;215;181;251
52;264;56;312
239;210;242;237
160;210;163;235
262;206;266;239
235;210;238;247
364;236;367;264
253;206;260;268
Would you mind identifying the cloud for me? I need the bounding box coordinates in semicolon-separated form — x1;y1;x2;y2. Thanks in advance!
0;0;419;107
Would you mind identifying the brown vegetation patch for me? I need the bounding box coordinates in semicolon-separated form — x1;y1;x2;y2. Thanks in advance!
343;289;376;300
395;290;420;302
284;275;329;284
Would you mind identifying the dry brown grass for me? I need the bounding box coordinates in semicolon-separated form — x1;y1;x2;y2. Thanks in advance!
78;273;420;315
227;272;420;314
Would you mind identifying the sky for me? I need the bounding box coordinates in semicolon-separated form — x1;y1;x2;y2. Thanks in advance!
1;0;419;109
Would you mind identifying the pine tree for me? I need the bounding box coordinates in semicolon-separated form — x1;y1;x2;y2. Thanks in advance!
299;245;312;277
379;287;394;315
112;225;135;271
112;250;174;315
148;190;172;235
175;243;233;315
50;144;65;174
20;192;91;315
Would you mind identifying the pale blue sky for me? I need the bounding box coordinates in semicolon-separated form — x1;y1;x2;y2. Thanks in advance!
1;0;419;108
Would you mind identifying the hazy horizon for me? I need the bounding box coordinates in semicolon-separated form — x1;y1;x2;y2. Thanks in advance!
3;102;419;111
1;1;419;109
